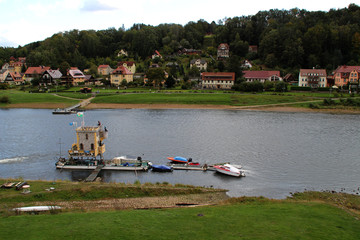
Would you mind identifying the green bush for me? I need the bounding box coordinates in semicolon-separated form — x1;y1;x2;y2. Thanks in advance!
290;86;311;91
0;95;10;104
309;103;320;109
323;98;336;106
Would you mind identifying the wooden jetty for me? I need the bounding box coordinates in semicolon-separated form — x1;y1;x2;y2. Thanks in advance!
85;165;104;182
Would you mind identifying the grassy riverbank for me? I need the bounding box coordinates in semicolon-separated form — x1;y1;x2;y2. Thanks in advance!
0;90;78;108
1;180;360;239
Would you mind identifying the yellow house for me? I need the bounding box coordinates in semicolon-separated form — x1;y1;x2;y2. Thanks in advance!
118;61;136;73
110;66;134;86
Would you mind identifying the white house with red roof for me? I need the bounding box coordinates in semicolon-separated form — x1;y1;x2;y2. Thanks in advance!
152;50;162;59
68;69;86;85
3;72;24;85
333;65;360;87
217;43;230;59
24;66;50;82
298;69;327;88
110;66;134;86
97;65;113;76
243;71;282;83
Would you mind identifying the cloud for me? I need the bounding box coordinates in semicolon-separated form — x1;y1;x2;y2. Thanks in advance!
81;0;115;12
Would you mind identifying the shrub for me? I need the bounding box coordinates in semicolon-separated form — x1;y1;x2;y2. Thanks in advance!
309;103;320;109
0;95;10;104
323;98;336;106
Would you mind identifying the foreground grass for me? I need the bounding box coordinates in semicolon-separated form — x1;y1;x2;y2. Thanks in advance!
1;197;359;240
0;90;78;106
0;179;222;207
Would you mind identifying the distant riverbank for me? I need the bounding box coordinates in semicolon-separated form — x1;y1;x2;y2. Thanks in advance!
3;102;360;114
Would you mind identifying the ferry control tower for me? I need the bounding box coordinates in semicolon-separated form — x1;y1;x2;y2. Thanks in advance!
67;122;108;165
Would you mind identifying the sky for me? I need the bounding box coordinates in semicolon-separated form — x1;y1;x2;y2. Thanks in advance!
0;0;356;47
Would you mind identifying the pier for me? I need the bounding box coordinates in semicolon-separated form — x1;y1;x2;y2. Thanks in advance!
85;165;104;182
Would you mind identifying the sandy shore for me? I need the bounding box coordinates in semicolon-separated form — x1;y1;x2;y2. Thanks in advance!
3;102;360;114
86;103;360;114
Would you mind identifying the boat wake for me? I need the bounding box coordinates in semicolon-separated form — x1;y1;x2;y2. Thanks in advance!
0;156;28;164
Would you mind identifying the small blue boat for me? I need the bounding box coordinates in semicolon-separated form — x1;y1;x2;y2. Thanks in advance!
151;164;173;172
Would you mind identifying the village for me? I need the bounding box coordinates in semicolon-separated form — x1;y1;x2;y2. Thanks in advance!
1;44;360;92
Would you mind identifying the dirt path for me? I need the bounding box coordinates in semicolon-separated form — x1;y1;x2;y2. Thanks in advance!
32;192;229;211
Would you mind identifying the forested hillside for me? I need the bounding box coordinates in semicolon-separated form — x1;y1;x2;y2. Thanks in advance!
0;4;359;75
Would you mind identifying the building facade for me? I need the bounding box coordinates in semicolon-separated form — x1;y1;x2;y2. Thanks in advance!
333;65;360;87
190;59;207;71
201;72;235;89
298;69;327;88
110;66;134;86
217;43;230;59
243;71;282;83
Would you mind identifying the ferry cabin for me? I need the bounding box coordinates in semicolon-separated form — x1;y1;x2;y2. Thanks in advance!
68;125;107;160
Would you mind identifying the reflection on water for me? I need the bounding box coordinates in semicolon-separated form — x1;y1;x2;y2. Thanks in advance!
1;108;360;198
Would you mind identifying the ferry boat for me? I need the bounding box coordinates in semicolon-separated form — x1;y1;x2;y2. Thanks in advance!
55;121;150;171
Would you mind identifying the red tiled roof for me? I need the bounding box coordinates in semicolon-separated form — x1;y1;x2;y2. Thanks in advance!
334;65;360;73
243;71;280;79
25;66;50;75
218;43;229;50
98;65;110;69
112;66;133;75
299;69;326;77
202;72;235;81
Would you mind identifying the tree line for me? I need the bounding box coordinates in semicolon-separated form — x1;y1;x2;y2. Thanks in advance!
0;4;359;76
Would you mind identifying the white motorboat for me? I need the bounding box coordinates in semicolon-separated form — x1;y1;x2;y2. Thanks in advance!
213;164;245;177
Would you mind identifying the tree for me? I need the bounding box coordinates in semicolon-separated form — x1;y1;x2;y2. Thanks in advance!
146;68;165;88
165;74;176;88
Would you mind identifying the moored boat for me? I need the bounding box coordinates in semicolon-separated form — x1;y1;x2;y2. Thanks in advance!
213;164;245;177
151;164;173;172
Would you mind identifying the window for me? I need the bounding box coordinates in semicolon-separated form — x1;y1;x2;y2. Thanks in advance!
86;134;88;140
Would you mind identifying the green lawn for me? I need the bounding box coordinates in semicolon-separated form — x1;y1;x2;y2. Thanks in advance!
0;90;78;106
1;201;359;240
91;92;322;106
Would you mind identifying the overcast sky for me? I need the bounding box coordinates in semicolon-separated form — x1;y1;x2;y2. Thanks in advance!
0;0;355;47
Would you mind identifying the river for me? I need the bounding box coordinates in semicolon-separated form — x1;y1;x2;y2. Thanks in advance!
1;108;360;199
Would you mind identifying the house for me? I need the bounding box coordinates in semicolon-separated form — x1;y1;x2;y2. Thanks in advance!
118;61;136;73
24;66;50;82
283;73;297;85
9;61;23;73
190;59;207;71
248;45;258;53
333;65;360;87
217;43;229;59
110;66;133;86
3;72;24;85
68;69;86;85
201;72;235;89
117;49;128;57
0;69;9;82
298;69;327;88
243;71;282;83
152;50;162;59
41;69;62;86
180;48;202;55
97;65;113;76
166;62;179;69
241;60;252;69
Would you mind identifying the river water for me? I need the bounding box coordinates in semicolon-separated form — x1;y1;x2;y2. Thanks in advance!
1;108;360;199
